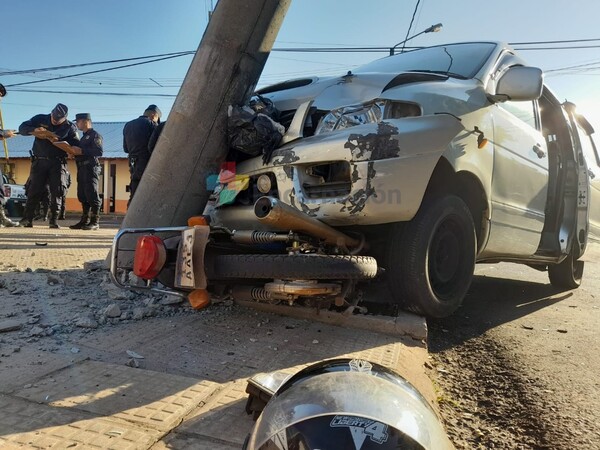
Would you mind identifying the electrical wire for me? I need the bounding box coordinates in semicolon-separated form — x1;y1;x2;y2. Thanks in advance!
9;88;177;97
0;51;193;76
401;0;422;54
514;45;600;51
546;60;600;73
3;39;600;92
1;37;599;79
5;53;193;88
508;38;600;45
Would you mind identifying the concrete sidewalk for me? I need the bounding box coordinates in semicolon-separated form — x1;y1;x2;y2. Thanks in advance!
0;225;431;449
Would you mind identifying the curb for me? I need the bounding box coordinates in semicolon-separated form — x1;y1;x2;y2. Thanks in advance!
234;299;427;341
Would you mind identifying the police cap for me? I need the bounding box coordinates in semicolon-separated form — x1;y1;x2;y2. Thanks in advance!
51;103;68;120
75;113;92;121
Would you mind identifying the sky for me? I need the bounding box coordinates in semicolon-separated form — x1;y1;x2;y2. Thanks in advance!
1;0;600;136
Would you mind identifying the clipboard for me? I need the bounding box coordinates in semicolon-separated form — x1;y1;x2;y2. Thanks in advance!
53;141;74;153
36;129;59;141
53;141;82;156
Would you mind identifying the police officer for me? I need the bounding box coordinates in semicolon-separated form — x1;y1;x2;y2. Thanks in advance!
123;104;160;206
69;113;103;230
59;169;71;220
18;103;79;228
0;129;17;227
147;120;165;153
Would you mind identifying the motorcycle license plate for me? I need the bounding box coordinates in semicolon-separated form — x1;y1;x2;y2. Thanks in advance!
174;226;210;289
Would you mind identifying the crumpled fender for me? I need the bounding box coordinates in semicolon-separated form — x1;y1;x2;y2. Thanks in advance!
232;113;465;226
240;113;465;171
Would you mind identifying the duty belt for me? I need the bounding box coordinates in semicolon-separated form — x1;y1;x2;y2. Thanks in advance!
34;156;66;163
129;155;149;162
76;159;98;167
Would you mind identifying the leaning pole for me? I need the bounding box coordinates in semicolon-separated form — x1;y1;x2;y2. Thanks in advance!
121;0;291;228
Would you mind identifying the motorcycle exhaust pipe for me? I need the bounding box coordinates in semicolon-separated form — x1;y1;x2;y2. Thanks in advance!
254;196;361;249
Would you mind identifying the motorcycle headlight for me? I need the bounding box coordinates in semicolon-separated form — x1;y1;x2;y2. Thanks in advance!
315;101;383;135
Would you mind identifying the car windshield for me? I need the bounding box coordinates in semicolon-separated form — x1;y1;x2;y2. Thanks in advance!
355;42;497;79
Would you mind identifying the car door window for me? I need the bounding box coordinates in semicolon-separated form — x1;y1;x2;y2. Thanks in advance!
578;126;600;175
499;100;537;130
579;127;600;166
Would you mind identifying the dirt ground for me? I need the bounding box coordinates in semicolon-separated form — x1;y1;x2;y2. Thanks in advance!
428;243;600;449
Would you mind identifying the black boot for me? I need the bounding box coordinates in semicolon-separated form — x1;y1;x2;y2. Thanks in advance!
19;219;33;228
20;202;36;227
40;204;49;221
69;206;90;230
0;207;16;227
49;215;60;229
82;207;99;231
58;202;66;220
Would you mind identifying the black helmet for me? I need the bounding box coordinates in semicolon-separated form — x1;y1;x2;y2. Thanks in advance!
244;359;453;450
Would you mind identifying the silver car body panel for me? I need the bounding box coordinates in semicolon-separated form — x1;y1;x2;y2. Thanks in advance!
210;41;592;261
214;113;465;227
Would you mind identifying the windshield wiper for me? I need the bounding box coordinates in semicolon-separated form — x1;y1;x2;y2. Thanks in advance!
407;69;468;80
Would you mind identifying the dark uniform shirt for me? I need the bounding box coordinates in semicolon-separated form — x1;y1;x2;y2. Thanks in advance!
77;128;103;162
148;121;166;154
123;115;156;159
19;114;79;159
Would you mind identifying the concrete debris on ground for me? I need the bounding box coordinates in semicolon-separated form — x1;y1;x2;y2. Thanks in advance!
0;261;198;356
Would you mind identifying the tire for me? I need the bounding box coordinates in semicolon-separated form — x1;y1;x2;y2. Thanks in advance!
208;254;378;280
548;249;584;289
387;194;476;318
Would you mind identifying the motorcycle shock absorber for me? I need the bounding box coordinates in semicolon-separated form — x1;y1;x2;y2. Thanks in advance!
231;286;295;304
231;230;298;245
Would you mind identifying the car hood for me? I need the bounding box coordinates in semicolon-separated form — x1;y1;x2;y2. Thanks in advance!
260;71;448;112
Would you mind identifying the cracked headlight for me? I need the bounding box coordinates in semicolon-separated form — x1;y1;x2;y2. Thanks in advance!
315;101;383;135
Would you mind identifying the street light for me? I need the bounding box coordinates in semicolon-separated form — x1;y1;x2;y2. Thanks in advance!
390;23;443;56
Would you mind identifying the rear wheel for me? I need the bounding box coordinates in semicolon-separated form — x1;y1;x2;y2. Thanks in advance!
207;254;378;280
387;195;476;318
548;248;584;289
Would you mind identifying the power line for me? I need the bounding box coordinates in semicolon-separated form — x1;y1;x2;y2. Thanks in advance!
272;47;394;53
2;37;598;81
514;45;600;50
3;39;600;92
9;88;177;97
4;53;193;88
401;0;422;54
545;59;600;73
508;38;600;45
0;51;193;76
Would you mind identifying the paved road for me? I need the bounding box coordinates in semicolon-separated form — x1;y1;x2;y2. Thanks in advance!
429;243;600;449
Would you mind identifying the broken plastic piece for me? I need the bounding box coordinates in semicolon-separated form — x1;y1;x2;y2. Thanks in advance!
188;289;211;310
187;216;209;226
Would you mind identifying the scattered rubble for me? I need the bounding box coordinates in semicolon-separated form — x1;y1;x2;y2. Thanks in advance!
103;304;122;318
126;350;144;359
0;320;23;333
0;262;200;355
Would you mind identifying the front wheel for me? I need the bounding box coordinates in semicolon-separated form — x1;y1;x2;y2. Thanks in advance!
548;249;584;289
387;195;476;318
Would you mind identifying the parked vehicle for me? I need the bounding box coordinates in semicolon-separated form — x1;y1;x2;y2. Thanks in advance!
111;41;599;318
2;173;26;217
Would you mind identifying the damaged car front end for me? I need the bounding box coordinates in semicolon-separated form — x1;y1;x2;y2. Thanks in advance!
112;41;594;318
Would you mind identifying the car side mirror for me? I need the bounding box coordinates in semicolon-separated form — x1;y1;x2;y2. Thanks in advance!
490;66;543;103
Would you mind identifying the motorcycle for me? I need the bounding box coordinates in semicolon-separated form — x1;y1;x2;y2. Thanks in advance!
110;187;379;310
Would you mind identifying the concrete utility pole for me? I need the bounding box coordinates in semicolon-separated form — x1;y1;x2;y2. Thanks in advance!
122;0;291;228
